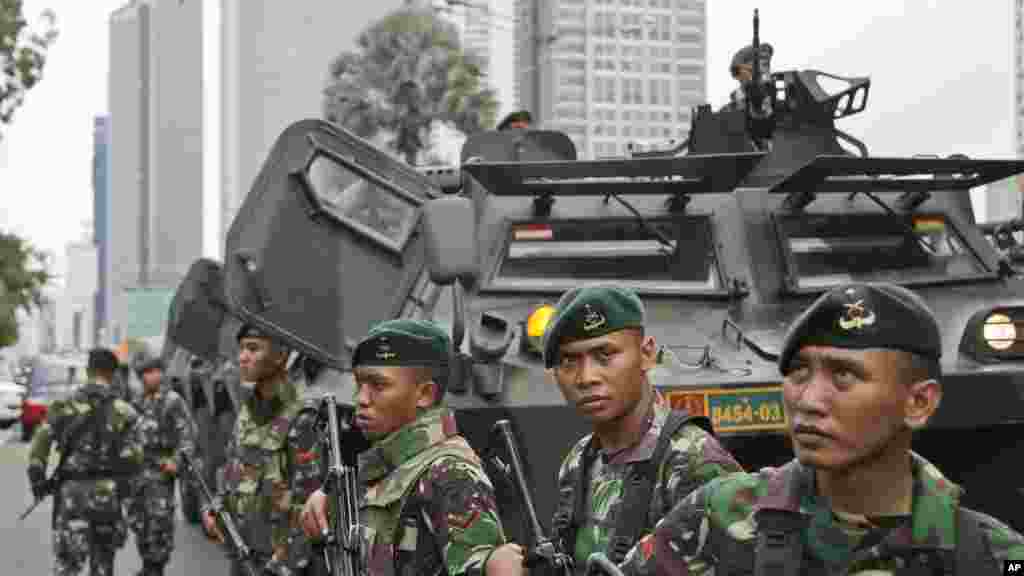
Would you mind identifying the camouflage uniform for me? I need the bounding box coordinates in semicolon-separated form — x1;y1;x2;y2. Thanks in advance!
27;380;144;576
217;373;321;576
552;392;742;574
123;386;198;574
618;453;1024;575
357;405;505;576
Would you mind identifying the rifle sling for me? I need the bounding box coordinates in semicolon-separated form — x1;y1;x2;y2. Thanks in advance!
567;410;709;565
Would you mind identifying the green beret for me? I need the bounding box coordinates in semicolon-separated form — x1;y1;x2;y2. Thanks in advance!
778;283;941;375
352;319;451;368
543;284;645;368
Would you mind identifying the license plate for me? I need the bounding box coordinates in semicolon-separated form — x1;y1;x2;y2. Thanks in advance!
665;387;788;433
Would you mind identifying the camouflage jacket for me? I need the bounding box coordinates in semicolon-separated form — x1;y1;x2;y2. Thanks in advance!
27;381;143;522
552;392;743;574
357;405;505;576
132;387;198;482
219;374;321;574
618;452;1024;575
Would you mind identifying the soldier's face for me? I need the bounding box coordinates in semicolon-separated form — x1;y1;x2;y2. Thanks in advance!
238;337;285;382
734;64;753;83
782;346;941;471
142;368;162;392
353;365;435;439
551;329;657;425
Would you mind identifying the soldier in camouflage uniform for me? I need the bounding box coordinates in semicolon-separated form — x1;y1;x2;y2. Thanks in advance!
27;348;144;576
489;285;743;575
123;356;199;576
611;283;1024;575
300;319;507;576
201;324;322;576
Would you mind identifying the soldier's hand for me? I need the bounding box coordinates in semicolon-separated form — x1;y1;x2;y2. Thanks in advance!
203;510;225;544
486;543;527;576
300;489;329;540
160;461;178;476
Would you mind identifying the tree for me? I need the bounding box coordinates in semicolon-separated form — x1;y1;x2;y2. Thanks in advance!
0;231;52;348
323;4;498;165
1;0;58;141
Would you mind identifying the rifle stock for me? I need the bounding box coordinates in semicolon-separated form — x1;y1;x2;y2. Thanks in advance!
182;451;261;576
489;419;573;576
318;395;362;576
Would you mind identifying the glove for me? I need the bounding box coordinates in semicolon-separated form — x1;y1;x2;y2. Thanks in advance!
27;466;47;501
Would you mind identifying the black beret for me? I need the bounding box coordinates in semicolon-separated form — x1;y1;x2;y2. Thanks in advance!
543;284;645;368
236;323;267;342
88;348;120;373
778;283;941;375
352;319;451;368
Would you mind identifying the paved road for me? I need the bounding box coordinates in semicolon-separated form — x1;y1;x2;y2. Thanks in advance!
0;423;230;575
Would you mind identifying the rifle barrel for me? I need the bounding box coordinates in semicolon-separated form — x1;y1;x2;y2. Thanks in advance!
322;395;360;576
494;420;547;542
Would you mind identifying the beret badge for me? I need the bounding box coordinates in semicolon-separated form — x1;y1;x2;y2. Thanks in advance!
837;288;877;332
582;304;607;332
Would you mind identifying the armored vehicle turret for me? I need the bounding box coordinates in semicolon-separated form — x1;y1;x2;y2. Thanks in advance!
202;15;1024;545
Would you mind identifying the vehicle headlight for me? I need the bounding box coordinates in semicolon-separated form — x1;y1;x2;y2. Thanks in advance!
523;304;556;356
959;307;1024;363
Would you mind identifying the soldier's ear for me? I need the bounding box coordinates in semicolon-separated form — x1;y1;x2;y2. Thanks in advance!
415;378;437;409
904;378;941;430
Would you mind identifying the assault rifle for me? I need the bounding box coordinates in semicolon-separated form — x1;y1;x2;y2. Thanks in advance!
316;395;363;576
182;451;261;576
745;8;775;145
487;420;573;576
19;476;58;520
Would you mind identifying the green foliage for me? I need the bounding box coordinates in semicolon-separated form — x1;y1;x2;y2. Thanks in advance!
323;4;498;164
0;0;58;139
0;231;53;348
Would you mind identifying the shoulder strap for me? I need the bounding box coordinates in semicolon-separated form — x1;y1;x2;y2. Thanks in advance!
954;507;1001;575
557;436;600;560
606;410;701;564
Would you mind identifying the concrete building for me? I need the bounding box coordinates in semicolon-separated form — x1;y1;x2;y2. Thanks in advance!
213;0;406;253
107;0;205;344
12;289;58;359
92;116;110;346
108;1;148;345
59;242;99;351
515;0;706;159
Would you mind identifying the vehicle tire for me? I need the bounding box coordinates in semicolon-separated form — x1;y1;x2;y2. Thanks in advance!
20;422;34;442
180;476;201;525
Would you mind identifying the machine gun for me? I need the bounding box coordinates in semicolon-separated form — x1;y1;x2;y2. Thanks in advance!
487;420;573;576
316;395;364;576
744;8;775;145
182;451;261;576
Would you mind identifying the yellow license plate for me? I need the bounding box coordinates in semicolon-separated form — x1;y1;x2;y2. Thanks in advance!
665;387;788;433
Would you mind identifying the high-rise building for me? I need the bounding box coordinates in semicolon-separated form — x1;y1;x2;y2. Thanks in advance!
516;0;706;159
108;0;203;344
92;116;110;345
60;241;98;351
1017;0;1024;158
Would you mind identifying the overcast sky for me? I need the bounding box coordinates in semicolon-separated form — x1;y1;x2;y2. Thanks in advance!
0;0;1017;284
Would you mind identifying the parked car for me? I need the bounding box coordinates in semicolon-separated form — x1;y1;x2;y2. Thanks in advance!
21;354;88;441
0;361;23;428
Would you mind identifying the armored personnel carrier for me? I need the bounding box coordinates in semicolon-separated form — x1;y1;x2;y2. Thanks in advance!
176;21;1024;546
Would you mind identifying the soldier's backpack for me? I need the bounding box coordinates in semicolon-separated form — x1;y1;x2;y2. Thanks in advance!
555;409;715;565
748;505;1003;575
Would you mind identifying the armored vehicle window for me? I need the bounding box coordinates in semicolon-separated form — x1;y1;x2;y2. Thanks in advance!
775;213;989;290
489;216;722;294
304;153;419;253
